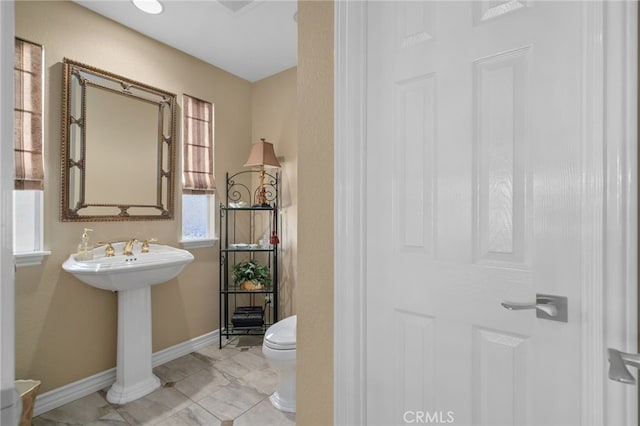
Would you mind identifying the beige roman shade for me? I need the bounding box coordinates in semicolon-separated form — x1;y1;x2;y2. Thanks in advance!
14;38;44;191
183;95;215;194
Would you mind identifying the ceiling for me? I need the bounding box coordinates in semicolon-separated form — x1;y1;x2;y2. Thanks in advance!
74;0;298;82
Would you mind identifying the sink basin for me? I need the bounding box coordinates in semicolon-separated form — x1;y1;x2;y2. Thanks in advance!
62;242;194;291
62;241;194;404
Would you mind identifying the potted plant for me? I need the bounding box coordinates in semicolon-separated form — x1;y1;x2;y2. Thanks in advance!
232;259;271;291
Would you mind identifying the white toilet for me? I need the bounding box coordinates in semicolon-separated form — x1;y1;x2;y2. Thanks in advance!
262;315;297;413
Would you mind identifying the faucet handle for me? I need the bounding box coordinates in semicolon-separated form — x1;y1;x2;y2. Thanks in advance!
96;242;116;257
140;238;158;253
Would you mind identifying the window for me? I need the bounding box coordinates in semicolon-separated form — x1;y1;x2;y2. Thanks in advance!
181;94;215;246
14;38;48;266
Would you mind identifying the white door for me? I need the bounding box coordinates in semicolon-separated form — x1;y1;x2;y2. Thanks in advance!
363;1;635;425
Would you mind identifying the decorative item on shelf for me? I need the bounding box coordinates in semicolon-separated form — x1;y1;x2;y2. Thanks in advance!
269;232;279;245
230;243;249;249
232;259;271;291
229;201;248;208
270;209;279;245
244;138;281;207
231;306;264;328
259;231;271;249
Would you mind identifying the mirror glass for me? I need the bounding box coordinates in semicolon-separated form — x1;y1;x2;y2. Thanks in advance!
61;59;176;221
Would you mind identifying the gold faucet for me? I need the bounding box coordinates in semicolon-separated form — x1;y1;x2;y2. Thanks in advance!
123;238;138;256
140;238;157;253
97;242;115;257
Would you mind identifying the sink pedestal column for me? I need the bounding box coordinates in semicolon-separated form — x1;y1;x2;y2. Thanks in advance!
106;286;161;404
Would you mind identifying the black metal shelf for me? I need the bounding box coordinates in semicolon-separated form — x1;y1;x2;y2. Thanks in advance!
220;288;276;294
220;247;276;253
219;170;279;348
222;323;275;333
221;206;275;211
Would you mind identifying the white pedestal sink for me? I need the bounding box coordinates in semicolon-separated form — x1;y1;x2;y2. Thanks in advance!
62;242;194;404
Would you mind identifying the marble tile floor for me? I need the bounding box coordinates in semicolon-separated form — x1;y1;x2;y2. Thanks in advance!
33;336;295;426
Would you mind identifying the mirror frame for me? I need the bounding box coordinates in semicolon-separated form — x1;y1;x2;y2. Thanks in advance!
61;58;177;222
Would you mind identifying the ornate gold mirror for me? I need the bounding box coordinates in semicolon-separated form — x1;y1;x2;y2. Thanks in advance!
61;58;176;221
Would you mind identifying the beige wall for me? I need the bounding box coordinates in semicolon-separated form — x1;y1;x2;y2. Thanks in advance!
251;67;298;318
15;0;252;392
297;1;334;424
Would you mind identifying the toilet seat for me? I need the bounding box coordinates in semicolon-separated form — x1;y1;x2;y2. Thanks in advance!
264;315;296;350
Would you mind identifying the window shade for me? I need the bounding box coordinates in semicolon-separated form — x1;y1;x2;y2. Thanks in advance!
14;38;44;191
183;95;215;194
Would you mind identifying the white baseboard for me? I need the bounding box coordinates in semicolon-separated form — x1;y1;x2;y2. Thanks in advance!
33;368;116;418
33;329;219;417
150;330;218;368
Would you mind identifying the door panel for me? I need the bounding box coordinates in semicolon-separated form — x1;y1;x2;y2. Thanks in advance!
473;46;530;268
472;327;529;425
394;73;436;255
366;2;583;424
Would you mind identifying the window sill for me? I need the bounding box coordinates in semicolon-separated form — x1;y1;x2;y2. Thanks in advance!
15;250;51;268
180;238;218;250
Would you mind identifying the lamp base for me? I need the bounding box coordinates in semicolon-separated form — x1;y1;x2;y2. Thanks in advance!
254;181;269;207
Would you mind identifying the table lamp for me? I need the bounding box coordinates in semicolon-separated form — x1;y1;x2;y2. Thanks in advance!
244;138;281;206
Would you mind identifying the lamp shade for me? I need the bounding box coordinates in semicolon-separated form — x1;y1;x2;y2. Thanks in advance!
244;138;281;168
